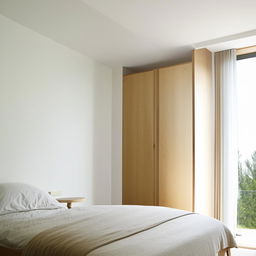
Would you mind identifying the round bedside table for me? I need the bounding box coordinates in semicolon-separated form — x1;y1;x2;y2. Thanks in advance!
57;197;85;209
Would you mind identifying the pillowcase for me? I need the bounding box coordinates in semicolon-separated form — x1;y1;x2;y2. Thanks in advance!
0;183;64;215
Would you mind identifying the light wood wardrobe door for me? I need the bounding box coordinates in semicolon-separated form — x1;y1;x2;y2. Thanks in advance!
158;63;193;211
193;49;214;217
123;71;156;205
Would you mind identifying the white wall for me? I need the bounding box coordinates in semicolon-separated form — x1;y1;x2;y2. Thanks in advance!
111;67;122;204
0;14;112;205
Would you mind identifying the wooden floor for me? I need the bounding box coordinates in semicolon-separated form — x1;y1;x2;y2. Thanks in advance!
232;248;256;256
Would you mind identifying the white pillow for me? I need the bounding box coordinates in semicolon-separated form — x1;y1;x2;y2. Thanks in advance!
0;183;64;215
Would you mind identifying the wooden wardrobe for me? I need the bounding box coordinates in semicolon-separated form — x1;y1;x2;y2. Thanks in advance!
123;49;214;214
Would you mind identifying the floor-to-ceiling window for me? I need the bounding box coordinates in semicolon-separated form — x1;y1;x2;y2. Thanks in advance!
236;53;256;248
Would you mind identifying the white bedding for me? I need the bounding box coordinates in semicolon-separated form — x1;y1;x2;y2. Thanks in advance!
0;205;236;256
0;207;74;249
0;183;63;215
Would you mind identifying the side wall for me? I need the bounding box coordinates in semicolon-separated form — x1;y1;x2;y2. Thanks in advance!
111;67;122;204
0;14;112;204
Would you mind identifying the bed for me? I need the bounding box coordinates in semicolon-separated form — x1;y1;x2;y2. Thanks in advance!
0;183;236;256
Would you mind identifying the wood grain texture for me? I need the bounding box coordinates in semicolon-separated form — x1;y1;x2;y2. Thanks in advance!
123;70;156;205
193;48;214;217
0;246;22;256
158;62;193;211
154;70;159;206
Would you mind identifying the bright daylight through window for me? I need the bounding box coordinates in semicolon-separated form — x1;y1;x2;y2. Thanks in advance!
237;54;256;245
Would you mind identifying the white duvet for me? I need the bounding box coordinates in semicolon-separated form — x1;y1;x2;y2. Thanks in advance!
0;205;236;256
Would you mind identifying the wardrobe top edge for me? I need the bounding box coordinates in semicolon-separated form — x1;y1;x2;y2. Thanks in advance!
123;61;192;77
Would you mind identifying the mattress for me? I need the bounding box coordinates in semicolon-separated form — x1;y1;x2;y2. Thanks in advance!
0;205;236;256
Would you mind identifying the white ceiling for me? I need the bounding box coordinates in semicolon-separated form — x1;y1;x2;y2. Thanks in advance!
0;0;256;69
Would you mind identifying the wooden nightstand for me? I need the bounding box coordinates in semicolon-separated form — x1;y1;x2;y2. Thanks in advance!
57;197;85;209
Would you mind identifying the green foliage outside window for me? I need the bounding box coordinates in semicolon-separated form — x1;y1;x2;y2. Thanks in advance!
238;151;256;229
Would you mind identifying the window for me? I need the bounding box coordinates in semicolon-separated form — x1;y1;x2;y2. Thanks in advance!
236;52;256;247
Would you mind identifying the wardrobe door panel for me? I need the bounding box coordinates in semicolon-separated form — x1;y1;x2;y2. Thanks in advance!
193;49;214;217
158;63;193;211
123;71;156;205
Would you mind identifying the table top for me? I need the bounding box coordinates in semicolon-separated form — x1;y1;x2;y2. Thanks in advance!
57;197;85;203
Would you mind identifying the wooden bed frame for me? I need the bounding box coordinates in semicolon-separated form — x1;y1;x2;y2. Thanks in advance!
0;246;232;256
219;248;231;256
0;246;22;256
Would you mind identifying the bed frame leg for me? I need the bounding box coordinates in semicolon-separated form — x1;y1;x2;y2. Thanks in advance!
218;248;231;256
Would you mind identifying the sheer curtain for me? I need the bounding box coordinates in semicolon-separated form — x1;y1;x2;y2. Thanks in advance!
215;49;238;233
